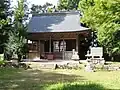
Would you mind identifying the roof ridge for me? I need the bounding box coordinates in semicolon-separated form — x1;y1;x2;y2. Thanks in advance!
32;11;80;16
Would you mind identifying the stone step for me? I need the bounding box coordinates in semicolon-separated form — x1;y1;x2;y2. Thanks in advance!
21;62;57;69
21;60;80;70
39;63;57;69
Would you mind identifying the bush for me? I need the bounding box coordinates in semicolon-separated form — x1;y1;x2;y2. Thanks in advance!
0;54;5;67
0;60;5;65
0;54;4;60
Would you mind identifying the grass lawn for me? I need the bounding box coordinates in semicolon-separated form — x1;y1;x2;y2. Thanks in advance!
0;67;120;90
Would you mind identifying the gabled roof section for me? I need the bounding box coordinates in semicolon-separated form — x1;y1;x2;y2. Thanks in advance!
28;11;89;33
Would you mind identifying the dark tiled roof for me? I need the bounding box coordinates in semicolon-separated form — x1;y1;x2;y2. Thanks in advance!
28;11;89;33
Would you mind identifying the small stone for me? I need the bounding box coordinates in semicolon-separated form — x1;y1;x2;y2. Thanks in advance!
85;62;95;72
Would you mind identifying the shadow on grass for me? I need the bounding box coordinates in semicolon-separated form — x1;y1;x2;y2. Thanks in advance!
44;82;108;90
0;68;85;90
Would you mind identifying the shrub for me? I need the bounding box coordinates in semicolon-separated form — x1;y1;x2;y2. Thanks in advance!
0;54;4;61
0;54;5;66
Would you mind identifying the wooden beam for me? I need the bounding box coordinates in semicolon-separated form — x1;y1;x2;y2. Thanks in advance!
76;34;79;52
27;31;90;40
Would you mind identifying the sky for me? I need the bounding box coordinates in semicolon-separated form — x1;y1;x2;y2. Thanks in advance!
11;0;58;7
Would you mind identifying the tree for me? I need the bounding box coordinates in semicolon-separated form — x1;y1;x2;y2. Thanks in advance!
57;0;80;10
0;0;11;54
5;0;28;62
14;0;28;62
78;0;120;59
31;2;53;14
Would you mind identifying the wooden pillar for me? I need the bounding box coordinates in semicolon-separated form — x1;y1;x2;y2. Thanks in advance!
31;40;33;59
36;41;38;57
38;40;41;58
63;39;65;60
49;36;51;53
76;34;79;52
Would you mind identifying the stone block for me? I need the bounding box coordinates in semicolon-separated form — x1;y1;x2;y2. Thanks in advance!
40;63;57;69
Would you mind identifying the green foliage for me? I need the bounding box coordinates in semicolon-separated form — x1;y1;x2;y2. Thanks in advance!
14;0;24;22
47;8;53;13
0;0;11;53
0;54;4;60
58;0;80;10
0;0;10;29
31;2;53;14
78;0;120;57
0;60;5;65
0;54;5;65
4;0;28;61
5;29;27;59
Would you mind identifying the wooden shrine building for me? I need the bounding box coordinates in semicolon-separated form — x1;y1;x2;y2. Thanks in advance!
27;11;90;60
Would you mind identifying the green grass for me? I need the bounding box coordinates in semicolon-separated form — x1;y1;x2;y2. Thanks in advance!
0;66;120;90
44;82;106;90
